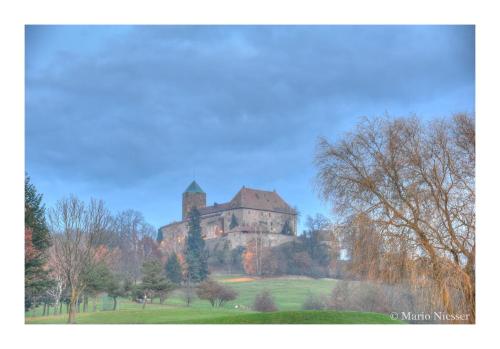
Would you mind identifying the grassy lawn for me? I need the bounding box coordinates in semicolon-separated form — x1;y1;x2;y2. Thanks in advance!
185;311;403;324
26;305;243;324
27;308;402;324
25;274;403;324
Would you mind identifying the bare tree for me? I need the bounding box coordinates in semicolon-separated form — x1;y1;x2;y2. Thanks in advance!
48;196;112;323
243;223;268;275
315;114;475;323
341;213;384;280
112;210;156;283
46;242;66;315
303;214;339;262
182;281;196;307
305;213;332;233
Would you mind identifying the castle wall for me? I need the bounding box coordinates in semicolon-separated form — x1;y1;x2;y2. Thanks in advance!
240;208;296;235
205;208;297;235
158;221;188;256
200;214;225;239
220;208;245;232
205;232;295;252
160;207;297;258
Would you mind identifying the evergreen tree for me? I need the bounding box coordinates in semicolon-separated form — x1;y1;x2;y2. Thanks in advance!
141;260;176;307
84;263;110;295
229;213;238;229
281;220;293;235
83;262;111;312
156;229;164;242
106;273;124;311
165;253;183;284
123;278;134;298
25;175;52;310
184;207;208;282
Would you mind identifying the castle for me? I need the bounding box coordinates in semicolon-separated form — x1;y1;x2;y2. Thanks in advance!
158;181;297;253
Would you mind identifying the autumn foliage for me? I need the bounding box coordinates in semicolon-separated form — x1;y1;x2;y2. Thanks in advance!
25;227;38;263
243;240;257;275
315;114;476;323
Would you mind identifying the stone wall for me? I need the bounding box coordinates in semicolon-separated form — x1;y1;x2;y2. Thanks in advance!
239;208;296;235
200;213;225;239
182;191;206;220
158;221;188;256
205;231;295;252
159;207;297;255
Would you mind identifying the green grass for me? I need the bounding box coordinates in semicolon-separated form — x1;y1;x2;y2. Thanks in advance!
215;276;337;311
26;306;243;324
186;310;403;324
27;308;402;324
25;275;403;324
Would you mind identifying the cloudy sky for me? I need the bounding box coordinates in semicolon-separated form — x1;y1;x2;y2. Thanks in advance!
25;25;475;232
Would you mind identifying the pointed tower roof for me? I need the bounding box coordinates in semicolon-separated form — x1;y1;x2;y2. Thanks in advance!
184;180;204;194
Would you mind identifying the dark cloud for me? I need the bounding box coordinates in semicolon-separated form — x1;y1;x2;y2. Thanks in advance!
25;25;475;228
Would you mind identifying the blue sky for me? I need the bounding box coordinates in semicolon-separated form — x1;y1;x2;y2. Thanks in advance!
25;25;475;233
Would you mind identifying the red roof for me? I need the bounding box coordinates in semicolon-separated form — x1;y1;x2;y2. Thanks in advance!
230;187;294;213
198;187;295;216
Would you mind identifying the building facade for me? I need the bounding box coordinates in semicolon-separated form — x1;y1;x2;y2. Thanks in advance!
158;181;297;252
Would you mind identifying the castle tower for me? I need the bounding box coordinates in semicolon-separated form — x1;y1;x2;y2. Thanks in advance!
182;180;206;220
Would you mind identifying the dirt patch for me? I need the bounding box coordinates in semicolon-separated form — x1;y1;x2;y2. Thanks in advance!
224;277;257;283
271;275;314;280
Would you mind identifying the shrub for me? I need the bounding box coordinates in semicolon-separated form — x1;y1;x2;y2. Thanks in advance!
302;292;328;310
330;281;414;315
330;281;351;310
253;289;277;312
196;279;238;307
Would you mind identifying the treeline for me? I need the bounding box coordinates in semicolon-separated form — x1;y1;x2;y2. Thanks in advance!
24;178;209;323
210;213;342;278
315;113;475;323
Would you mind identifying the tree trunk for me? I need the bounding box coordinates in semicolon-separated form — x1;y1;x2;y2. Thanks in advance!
68;288;79;324
93;297;97;312
113;297;117;311
430;260;455;320
467;287;476;324
42;303;47;316
68;302;76;323
464;260;476;324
